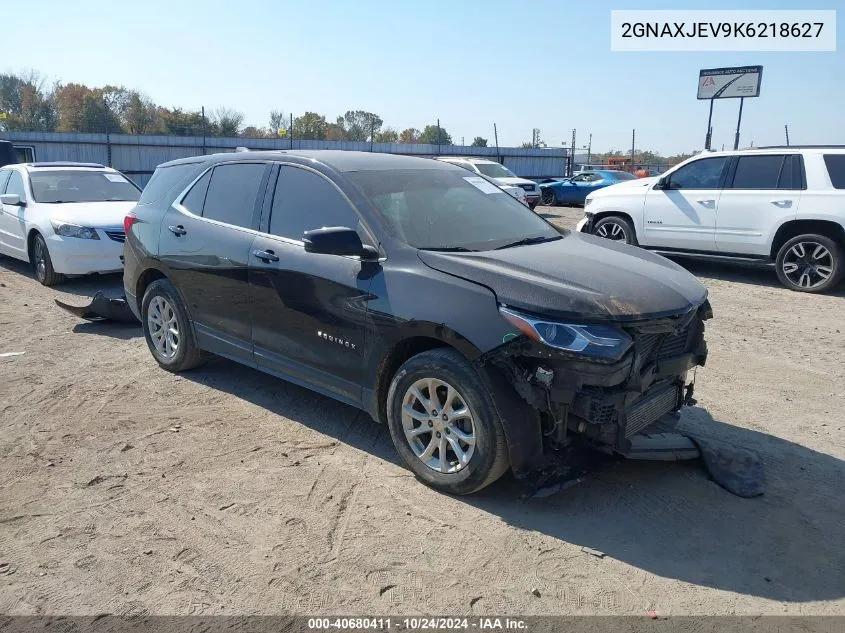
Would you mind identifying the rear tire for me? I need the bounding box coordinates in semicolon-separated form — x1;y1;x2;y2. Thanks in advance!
775;234;843;293
141;279;206;372
593;215;638;246
30;233;65;286
386;348;510;495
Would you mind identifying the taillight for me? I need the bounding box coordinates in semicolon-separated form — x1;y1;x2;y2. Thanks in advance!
124;212;138;236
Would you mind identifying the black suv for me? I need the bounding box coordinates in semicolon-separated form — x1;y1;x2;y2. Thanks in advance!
123;151;711;494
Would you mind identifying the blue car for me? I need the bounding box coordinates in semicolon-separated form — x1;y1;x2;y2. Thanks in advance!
539;170;638;207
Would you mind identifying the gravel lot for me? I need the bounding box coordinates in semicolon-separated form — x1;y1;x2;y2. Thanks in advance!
1;206;843;616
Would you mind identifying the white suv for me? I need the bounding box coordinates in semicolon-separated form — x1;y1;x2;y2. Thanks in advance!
437;157;541;209
577;147;845;293
0;162;141;285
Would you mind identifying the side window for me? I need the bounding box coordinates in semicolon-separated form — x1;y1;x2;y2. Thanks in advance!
667;157;728;190
5;171;26;199
0;169;10;193
201;163;266;229
181;170;211;215
730;155;786;190
823;154;845;189
270;166;361;241
140;163;201;205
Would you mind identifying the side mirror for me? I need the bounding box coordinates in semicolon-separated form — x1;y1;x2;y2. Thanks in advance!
303;226;379;259
0;193;23;206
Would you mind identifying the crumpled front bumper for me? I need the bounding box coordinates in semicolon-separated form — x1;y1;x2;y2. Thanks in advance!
480;300;712;472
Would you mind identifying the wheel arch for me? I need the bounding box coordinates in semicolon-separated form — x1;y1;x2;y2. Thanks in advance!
26;227;43;262
770;219;845;260
591;210;638;241
371;327;482;425
135;267;168;312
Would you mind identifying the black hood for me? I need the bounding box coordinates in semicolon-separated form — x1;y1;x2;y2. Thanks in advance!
417;232;708;322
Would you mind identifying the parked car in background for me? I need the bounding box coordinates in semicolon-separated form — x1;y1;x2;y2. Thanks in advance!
540;170;637;207
0;162;141;285
124;150;711;495
436;157;540;209
578;147;845;293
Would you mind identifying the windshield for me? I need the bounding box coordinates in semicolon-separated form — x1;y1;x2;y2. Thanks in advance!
29;170;141;203
348;169;560;251
475;162;517;179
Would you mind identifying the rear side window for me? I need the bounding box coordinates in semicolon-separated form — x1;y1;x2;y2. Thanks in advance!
0;169;10;192
138;163;202;204
202;163;266;229
5;171;26;199
823;154;845;189
667;157;728;190
730;155;786;189
269;166;360;240
181;170;211;215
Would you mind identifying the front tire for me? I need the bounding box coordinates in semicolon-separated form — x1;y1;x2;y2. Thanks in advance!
386;348;510;495
141;279;206;372
775;234;843;293
541;188;556;207
30;233;65;286
593;215;638;246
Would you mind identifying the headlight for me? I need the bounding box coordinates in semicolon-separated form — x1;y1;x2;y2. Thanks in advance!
499;306;632;360
50;220;100;240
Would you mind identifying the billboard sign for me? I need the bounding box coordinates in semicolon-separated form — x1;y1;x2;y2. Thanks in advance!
697;66;762;100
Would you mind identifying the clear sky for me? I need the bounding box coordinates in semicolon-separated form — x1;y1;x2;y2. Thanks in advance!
3;0;842;154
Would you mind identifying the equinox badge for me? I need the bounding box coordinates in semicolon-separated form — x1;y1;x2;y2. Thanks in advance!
317;330;356;350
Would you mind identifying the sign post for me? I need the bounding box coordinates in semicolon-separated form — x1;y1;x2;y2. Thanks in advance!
697;65;762;150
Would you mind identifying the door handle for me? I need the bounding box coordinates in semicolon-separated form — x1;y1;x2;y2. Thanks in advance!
252;249;279;263
168;225;187;236
770;199;792;206
696;199;715;205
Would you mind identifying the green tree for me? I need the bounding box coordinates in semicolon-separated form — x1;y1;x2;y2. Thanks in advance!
470;136;487;147
269;109;287;136
213;107;244;137
420;124;452;145
399;127;421;144
158;108;208;136
375;127;399;143
336;110;383;141
293;112;328;140
0;72;57;131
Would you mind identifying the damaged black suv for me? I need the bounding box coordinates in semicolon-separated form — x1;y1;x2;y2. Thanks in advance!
123;151;711;495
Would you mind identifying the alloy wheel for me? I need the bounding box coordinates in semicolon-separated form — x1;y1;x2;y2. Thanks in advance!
541;189;556;206
401;378;477;474
781;241;834;289
596;221;628;241
33;238;46;282
147;296;180;359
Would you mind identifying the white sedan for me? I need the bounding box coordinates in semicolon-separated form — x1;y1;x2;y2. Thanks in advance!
0;162;141;285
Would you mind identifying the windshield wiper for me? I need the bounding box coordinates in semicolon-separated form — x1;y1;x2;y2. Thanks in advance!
419;246;477;252
494;235;561;250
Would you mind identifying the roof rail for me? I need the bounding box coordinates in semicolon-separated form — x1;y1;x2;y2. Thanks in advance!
29;161;106;168
756;145;845;149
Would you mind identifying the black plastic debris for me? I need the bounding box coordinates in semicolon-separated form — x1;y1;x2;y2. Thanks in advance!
55;291;140;324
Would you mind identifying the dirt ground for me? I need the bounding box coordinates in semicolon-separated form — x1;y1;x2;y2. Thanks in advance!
1;206;844;617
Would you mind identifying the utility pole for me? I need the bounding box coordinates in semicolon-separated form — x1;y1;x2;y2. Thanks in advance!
436;118;442;154
733;97;745;150
289;113;293;149
201;106;207;155
784;124;790;146
631;129;636;171
586;133;592;165
569;129;576;176
704;97;714;150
